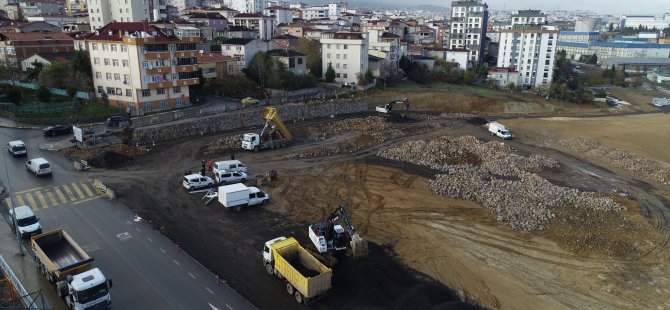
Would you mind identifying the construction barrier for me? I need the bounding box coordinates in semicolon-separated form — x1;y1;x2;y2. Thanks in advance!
93;179;116;200
0;255;38;309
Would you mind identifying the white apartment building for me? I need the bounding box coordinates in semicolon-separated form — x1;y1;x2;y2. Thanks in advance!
226;0;267;13
220;37;268;68
449;0;488;65
263;6;293;25
88;0;167;30
497;25;559;88
168;0;200;12
321;32;368;85
301;3;339;20
366;29;400;77
231;13;275;40
86;22;201;114
510;10;546;26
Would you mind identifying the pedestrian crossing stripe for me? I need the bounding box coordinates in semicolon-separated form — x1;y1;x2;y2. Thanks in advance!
3;182;104;210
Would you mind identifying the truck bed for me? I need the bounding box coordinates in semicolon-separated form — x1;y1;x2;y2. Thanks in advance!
288;258;320;278
39;237;86;269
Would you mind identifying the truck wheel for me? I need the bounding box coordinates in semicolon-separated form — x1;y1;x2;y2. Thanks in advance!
189;186;194;191
294;291;304;304
234;206;241;212
266;264;274;275
286;283;294;295
253;146;259;152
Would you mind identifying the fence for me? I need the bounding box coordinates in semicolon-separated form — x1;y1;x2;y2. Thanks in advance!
0;255;40;310
0;102;73;117
3;81;92;100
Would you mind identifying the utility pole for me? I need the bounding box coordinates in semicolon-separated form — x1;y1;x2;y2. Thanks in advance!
1;148;24;256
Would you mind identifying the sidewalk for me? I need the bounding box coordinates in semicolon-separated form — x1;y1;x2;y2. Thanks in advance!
0;116;41;129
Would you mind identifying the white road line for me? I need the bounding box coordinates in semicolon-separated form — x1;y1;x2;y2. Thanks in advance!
188;272;196;279
226;304;233;310
159;248;166;254
173;259;181;266
205;287;214;295
147;237;153;242
135;227;142;232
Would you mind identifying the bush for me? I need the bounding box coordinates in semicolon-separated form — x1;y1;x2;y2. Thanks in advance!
325;63;336;82
36;86;51;103
6;87;22;105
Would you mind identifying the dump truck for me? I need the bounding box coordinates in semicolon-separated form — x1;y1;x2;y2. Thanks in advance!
31;229;113;310
242;107;293;151
262;237;332;304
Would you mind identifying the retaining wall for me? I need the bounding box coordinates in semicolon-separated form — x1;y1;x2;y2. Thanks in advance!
131;99;367;145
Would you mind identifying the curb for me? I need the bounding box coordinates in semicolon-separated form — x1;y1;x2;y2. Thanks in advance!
0;124;42;130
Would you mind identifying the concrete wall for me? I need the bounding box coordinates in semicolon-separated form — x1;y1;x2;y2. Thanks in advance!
131;99;367;145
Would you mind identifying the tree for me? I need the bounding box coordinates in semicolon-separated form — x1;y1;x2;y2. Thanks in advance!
297;38;322;77
70;50;91;76
244;52;273;94
506;82;516;92
364;68;373;83
399;55;413;73
608;23;614;32
408;63;431;84
25;61;43;81
38;62;70;89
6;87;22;105
588;53;598;65
36;86;51;102
67;86;77;98
632;76;644;87
325;62;335;82
463;70;476;85
100;92;109;105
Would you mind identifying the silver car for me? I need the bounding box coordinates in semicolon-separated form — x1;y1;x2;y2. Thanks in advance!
216;171;248;185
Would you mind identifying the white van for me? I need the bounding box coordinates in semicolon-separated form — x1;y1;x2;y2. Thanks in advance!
183;173;215;190
6;140;27;156
9;205;42;238
26;158;52;176
487;122;512;140
213;160;247;175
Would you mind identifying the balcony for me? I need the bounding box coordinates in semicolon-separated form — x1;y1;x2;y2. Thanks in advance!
176;65;198;73
147;81;172;89
176;78;199;87
175;51;198;58
146;66;172;75
145;52;170;60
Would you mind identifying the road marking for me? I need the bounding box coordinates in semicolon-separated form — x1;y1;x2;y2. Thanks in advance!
4;198;12;209
35;191;48;209
70;183;86;199
16;195;26;207
79;183;95;197
205;287;214;295
14;186;46;194
62;185;76;201
135;227;141;232
24;193;38;211
159;248;166;253
146;237;153;242
173;259;180;266
72;195;103;205
226;304;233;310
208;303;219;310
54;188;67;204
46;192;58;206
188;272;196;279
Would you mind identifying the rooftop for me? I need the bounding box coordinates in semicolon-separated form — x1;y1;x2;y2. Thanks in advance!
270;34;299;40
0;32;73;41
220;37;256;45
28;52;75;63
84;22;172;42
197;53;236;63
234;13;271;19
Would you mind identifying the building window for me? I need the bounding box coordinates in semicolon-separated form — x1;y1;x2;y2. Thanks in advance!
298;58;303;64
97;86;103;93
160;101;167;108
106;73;112;80
175;98;182;106
173;86;181;93
336;73;340;78
336;63;340;69
141;89;151;97
120;45;126;52
106;87;114;94
327;53;331;58
111;44;117;52
157;88;166;95
144;76;150;83
104;59;110;66
142;61;149;68
336;54;340;59
343;54;347;59
343;73;348;78
93;57;100;65
123;74;130;83
113;59;119;67
114;73;121;81
343;44;347;49
144;102;152;111
95;72;102;79
122;60;129;67
343;64;347;69
102;44;108;51
92;43;98;50
126;89;132;97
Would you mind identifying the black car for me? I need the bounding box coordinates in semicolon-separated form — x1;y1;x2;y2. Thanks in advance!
43;124;73;136
106;115;131;127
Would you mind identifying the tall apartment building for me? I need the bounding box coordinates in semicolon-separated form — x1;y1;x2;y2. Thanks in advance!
320;32;368;85
226;0;267;13
88;0;167;30
449;0;488;65
496;25;559;88
86;22;200;114
510;10;546;26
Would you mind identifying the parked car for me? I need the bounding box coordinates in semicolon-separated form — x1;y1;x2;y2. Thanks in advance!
26;157;52;176
107;115;131;127
183;174;215;191
215;171;248;185
212;160;248;175
6;140;27;156
43;124;73;136
9;205;42;238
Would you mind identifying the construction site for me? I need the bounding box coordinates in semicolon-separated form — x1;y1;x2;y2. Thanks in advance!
59;88;670;309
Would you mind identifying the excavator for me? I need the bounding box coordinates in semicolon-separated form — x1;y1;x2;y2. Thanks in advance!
308;203;368;259
375;97;410;117
241;107;293;151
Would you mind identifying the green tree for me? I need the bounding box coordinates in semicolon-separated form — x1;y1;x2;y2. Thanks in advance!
244;51;273;93
221;76;258;98
364;68;373;82
297;38;322;77
553;50;572;83
67;86;77;98
38;62;70;89
506;82;516;92
25;61;43;81
463;70;476;85
325;62;335;82
399;55;413;73
408;63;431;84
608;23;614;32
70;50;91;76
6;87;22;105
36;86;51;102
588;53;598;65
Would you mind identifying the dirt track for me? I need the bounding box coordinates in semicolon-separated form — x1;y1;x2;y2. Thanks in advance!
77;112;670;309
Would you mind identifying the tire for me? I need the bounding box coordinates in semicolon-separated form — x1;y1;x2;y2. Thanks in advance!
266;264;274;275
261;199;268;205
189;186;194;191
286;283;294;295
253;146;259;152
241;178;247;183
294;291;303;304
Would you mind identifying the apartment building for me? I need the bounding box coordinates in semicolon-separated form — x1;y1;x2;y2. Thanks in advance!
230;13;275;40
226;0;268;13
449;0;488;65
366;29;399;77
86;22;200;114
220;37;267;67
320;32;368;85
88;0;167;30
0;32;74;67
496;25;559;88
301;3;339;20
510;10;547;26
263;6;293;25
558;41;670;62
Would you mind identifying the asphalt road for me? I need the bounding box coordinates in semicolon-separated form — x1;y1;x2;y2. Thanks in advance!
0;127;255;310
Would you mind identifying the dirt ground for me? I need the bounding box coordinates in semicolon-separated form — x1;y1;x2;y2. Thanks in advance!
68;105;670;309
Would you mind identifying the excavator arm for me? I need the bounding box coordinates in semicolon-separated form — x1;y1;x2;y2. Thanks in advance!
262;107;293;141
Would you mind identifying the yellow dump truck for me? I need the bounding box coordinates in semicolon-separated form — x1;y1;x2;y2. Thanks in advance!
262;237;332;304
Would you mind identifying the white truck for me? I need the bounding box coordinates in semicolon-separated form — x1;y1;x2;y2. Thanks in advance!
218;183;269;211
487;121;512;140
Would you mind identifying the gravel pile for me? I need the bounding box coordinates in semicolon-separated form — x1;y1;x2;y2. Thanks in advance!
200;135;243;155
58;144;150;161
322;116;393;134
439;113;479;119
559;137;670;185
378;136;624;231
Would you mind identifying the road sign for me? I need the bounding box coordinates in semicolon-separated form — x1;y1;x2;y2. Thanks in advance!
73;126;83;142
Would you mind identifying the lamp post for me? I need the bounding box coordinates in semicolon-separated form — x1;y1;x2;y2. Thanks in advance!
1;147;24;256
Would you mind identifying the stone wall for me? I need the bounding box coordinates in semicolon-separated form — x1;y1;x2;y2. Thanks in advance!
131;99;367;145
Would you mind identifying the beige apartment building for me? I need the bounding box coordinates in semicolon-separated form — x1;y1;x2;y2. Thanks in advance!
86;22;200;114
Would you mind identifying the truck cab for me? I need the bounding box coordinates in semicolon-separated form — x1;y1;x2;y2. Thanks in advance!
262;236;286;264
241;133;260;151
62;268;112;310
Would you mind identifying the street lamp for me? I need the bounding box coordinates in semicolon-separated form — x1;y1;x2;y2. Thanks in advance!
1;146;24;256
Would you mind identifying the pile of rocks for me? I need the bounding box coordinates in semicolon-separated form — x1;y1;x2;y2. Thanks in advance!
440;113;480;119
378;136;624;231
59;144;150;161
322;116;393;135
559;137;670;185
200;135;242;155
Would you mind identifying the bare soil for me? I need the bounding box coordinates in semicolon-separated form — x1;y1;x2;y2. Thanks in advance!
76;111;670;310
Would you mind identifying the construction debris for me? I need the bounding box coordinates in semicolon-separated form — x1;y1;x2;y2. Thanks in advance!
200;135;243;155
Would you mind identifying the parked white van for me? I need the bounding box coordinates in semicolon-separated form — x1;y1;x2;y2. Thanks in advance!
183;173;215;191
6;140;27;156
26;158;52;176
9;205;42;238
213;160;247;175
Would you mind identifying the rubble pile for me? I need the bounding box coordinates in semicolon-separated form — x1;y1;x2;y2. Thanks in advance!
58;144;150;161
322;116;393;134
440;113;480;119
559;137;670;185
200;135;243;155
378;136;624;231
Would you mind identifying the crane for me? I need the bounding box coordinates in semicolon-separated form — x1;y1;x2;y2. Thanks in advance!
241;107;293;151
308;203;368;259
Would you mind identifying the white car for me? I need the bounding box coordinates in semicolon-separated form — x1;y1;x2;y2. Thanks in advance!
9;205;42;238
215;171;248;185
183;174;215;191
7;140;27;156
26;158;52;176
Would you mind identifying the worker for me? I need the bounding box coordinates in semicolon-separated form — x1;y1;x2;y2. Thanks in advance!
207;160;213;172
230;152;235;160
200;167;206;176
201;159;206;170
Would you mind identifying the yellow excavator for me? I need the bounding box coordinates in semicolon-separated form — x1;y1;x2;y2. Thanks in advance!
241;107;293;151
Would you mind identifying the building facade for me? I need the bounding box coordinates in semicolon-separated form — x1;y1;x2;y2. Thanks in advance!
449;0;488;65
263;6;293;25
231;13;274;40
88;0;167;30
497;25;559;88
86;22;200;114
321;32;368;85
0;32;74;67
510;10;546;26
220;37;267;68
226;0;267;13
558;41;670;62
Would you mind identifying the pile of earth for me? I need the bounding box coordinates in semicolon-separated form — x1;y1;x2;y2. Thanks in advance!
58;144;150;168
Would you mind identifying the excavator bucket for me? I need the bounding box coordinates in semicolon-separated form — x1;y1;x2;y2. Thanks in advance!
350;236;368;259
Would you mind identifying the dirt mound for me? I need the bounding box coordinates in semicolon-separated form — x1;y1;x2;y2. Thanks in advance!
466;117;488;125
88;151;133;169
58;144;149;168
199;135;243;156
